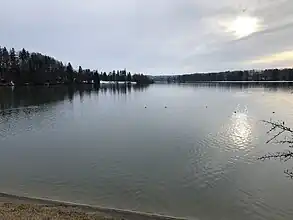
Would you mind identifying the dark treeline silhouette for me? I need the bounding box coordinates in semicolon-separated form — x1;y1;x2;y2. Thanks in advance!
99;70;153;84
0;46;153;86
157;69;293;83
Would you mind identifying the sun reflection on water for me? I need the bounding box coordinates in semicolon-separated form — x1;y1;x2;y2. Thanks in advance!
230;112;252;149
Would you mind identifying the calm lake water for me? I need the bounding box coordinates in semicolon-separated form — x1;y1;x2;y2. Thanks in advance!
1;83;293;220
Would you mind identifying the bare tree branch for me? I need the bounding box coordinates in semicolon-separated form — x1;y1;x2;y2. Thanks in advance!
273;140;293;144
272;139;293;148
266;123;278;134
258;151;293;162
262;120;293;134
259;120;293;177
266;130;286;144
284;169;293;179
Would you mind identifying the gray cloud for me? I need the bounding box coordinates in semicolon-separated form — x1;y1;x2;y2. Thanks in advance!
1;0;292;74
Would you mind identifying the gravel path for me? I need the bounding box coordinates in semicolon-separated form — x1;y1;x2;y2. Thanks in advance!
0;203;115;220
0;193;186;220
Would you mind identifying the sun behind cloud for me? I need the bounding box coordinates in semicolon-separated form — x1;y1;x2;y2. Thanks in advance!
221;15;262;38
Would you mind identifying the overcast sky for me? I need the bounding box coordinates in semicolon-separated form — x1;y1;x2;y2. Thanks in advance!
1;0;293;75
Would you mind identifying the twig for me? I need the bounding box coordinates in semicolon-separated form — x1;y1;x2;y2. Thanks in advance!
266;130;285;144
262;120;293;134
284;169;293;178
258;151;293;162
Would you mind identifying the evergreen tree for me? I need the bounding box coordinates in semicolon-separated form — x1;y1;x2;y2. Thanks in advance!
2;47;9;80
121;69;127;82
78;66;83;74
127;72;132;82
93;71;100;85
67;62;74;83
0;47;3;79
102;72;108;81
112;70;116;82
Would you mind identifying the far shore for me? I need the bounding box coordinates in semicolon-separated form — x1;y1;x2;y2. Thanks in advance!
0;193;187;220
0;81;138;87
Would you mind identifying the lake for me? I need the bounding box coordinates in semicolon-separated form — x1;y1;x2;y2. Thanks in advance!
1;83;293;220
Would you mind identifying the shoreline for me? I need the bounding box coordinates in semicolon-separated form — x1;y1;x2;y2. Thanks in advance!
0;192;188;220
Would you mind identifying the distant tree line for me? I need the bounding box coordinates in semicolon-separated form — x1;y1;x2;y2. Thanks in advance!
99;70;153;85
160;69;293;83
0;46;153;86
